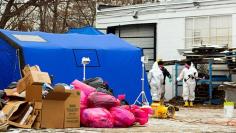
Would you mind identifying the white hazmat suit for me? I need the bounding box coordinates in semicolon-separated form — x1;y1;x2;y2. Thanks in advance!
177;63;198;101
148;66;164;101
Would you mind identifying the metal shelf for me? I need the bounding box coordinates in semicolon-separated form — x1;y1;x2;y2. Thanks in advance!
175;59;231;104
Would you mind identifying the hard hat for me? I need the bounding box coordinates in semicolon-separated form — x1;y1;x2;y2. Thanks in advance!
157;58;163;62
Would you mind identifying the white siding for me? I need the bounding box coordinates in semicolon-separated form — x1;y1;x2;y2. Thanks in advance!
231;14;236;82
157;18;186;100
232;14;236;48
96;0;236;101
157;18;185;60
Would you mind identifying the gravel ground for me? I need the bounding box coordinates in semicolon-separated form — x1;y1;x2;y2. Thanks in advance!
7;107;236;133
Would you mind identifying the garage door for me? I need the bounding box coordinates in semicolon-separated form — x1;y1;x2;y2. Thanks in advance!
107;24;156;71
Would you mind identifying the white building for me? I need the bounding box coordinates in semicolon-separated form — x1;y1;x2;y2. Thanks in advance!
96;0;236;100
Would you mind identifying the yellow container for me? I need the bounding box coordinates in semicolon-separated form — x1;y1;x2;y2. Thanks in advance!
151;102;159;118
151;102;168;118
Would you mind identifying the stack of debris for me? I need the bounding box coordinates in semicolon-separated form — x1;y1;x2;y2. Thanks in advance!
1;65;81;131
0;65;152;131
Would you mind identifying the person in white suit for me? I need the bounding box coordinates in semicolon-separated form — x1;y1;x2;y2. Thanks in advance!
148;60;171;102
177;60;198;107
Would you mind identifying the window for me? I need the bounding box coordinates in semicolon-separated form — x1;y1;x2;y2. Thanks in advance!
185;15;232;48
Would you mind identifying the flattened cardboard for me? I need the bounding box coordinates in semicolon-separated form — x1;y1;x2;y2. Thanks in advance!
8;114;37;128
2;101;26;119
23;65;41;76
4;89;25;101
17;78;27;93
5;89;19;97
2;101;37;128
26;85;42;102
25;71;51;85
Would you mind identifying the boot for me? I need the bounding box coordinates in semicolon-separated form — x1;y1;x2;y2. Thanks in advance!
184;101;189;107
189;101;193;107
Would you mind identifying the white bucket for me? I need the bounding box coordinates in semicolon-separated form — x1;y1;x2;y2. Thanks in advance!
224;102;234;118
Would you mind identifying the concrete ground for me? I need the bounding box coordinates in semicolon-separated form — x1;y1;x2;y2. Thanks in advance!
8;107;236;133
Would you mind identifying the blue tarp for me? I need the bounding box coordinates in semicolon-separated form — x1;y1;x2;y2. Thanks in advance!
0;29;151;104
67;26;104;35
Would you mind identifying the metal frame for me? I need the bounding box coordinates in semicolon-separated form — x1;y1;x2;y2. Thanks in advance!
175;60;232;103
133;58;149;106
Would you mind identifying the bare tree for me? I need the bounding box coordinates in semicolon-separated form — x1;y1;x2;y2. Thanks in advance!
0;0;153;32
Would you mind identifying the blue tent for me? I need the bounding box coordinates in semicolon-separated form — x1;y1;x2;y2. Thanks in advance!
0;29;151;104
68;26;104;35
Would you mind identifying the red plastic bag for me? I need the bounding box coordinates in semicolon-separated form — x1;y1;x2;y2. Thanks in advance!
110;107;135;127
87;92;119;109
71;80;96;96
81;108;114;128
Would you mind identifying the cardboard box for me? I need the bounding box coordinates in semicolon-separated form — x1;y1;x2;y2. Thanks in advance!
18;69;51;102
17;78;27;93
64;90;80;128
17;71;51;94
34;110;42;122
41;86;80;128
32;102;42;129
41;92;70;128
33;121;41;129
2;101;37;128
23;65;41;76
34;102;42;122
25;71;51;85
26;85;42;102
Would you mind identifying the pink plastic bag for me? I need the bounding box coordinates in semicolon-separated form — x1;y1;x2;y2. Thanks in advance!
132;108;148;125
110;107;135;127
71;80;96;96
121;105;149;125
141;106;154;116
81;108;114;128
120;105;131;112
80;91;87;111
130;105;140;110
130;105;149;125
87;92;119;109
118;94;126;100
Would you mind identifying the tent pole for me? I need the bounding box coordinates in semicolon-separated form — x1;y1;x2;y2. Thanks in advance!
83;64;86;81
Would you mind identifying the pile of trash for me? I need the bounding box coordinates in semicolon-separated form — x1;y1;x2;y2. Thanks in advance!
0;65;81;131
72;79;152;128
0;65;151;131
